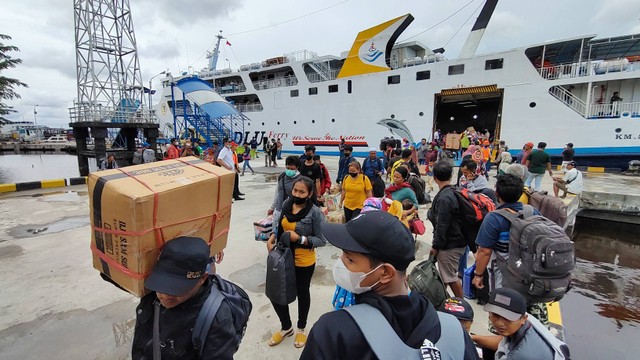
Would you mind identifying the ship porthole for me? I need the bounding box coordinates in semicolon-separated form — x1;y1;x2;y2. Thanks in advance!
312;120;316;124
529;102;536;108
391;114;395;119
294;121;297;124
262;122;265;126
331;119;335;123
277;121;280;125
419;112;424;116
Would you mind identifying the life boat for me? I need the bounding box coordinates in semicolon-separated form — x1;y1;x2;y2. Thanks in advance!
594;58;629;74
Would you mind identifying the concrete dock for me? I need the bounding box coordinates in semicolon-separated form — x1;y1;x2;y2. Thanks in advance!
0;155;639;359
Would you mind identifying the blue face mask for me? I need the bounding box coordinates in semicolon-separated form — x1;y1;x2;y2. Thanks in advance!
285;169;298;177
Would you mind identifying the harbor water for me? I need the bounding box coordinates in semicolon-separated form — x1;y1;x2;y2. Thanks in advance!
563;214;640;359
0;154;97;183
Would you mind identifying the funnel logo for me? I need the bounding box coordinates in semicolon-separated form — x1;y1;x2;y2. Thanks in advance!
362;42;383;63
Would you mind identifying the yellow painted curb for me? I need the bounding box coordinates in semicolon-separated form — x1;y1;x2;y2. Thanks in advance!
41;179;67;189
586;166;605;173
0;183;17;193
547;301;563;326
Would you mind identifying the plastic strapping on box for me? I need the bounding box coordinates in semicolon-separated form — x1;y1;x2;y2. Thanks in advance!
90;242;149;279
175;158;226;247
116;168;164;249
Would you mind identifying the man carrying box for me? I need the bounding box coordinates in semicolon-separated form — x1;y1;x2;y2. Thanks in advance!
132;236;251;360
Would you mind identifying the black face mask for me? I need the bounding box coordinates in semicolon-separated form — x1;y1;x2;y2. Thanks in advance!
292;196;308;205
344;152;351;156
349;172;358;177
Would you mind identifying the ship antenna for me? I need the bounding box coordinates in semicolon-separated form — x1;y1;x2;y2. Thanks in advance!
458;0;498;58
208;30;225;71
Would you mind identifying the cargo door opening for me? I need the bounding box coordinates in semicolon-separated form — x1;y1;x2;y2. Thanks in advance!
433;85;504;141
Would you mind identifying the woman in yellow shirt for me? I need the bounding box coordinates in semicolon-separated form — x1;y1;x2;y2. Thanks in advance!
266;176;327;348
339;161;373;221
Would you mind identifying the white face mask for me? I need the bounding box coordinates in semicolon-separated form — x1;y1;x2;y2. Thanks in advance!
332;257;383;294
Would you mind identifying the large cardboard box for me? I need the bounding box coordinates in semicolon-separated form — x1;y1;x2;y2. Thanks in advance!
88;157;235;297
445;133;460;150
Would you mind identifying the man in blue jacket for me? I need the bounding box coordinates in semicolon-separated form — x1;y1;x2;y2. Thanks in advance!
336;144;354;184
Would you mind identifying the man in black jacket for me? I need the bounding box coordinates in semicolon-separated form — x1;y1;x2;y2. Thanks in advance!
131;237;238;360
427;161;466;298
301;211;479;360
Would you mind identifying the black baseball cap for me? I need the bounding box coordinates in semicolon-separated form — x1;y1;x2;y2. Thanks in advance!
566;143;574;148
344;144;353;151
441;297;474;321
484;287;527;321
145;236;210;296
321;211;415;271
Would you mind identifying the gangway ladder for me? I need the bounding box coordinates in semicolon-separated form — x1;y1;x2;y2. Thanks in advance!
549;86;587;117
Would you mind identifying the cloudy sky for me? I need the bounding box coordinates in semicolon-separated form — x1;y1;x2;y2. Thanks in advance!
2;0;639;128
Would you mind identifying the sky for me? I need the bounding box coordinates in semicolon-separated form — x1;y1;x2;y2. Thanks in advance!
1;0;640;128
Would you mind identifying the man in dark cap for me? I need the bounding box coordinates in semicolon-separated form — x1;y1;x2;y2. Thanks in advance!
301;211;479;360
131;236;249;360
336;144;355;184
471;288;568;360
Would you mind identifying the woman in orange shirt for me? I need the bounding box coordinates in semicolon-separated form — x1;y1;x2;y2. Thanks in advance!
267;177;327;348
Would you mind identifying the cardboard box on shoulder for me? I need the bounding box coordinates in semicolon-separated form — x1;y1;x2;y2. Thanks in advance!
89;157;235;297
445;133;460;150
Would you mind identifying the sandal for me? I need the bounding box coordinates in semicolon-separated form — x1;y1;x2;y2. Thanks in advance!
268;328;293;346
294;328;307;348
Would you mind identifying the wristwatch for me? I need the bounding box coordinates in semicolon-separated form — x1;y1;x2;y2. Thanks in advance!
300;236;307;245
473;272;484;278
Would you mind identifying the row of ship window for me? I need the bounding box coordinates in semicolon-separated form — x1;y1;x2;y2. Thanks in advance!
290;58;504;97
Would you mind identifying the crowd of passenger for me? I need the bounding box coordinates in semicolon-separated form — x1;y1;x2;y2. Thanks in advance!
113;133;581;360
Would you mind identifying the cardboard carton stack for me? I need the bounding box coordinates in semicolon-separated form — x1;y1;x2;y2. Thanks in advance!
88;157;235;297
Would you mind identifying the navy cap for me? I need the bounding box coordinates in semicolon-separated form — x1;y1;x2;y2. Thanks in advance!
441;297;474;321
322;211;415;271
145;236;210;296
484;287;527;321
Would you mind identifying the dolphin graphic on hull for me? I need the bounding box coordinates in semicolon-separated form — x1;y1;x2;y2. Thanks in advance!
377;118;414;143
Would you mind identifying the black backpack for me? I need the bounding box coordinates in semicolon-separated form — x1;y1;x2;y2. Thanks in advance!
407;173;428;204
192;274;252;359
495;205;575;303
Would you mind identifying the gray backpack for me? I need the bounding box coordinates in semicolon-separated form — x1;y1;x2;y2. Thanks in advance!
265;232;297;305
495;205;575;303
343;303;465;360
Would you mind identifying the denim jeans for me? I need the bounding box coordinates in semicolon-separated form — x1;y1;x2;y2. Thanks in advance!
242;159;254;174
524;172;544;191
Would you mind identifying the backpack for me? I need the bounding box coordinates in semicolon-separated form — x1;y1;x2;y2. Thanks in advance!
132;150;143;165
363;157;383;175
192;274;252;359
343;303;465;360
495;205;575;303
407;173;428;204
454;188;496;248
526;189;568;227
265;232;297;305
407;254;449;310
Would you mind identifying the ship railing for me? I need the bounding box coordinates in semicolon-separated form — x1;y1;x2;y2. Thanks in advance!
586;101;640;119
216;84;247;94
283;50;318;62
538;60;640;79
548;86;587;116
307;69;340;83
68;105;156;123
236;103;264;112
252;76;298;90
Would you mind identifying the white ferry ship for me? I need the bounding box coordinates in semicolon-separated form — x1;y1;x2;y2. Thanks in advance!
154;0;640;168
